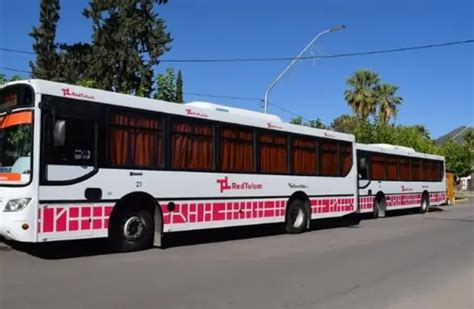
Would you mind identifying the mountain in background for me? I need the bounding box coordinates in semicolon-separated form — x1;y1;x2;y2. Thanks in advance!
435;126;473;145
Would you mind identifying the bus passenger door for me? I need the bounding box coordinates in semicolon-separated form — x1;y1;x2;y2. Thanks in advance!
357;151;371;211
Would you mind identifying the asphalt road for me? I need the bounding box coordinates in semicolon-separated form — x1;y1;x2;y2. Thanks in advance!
1;202;473;309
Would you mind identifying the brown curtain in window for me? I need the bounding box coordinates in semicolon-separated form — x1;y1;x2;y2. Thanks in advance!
220;127;254;172
259;133;287;173
109;113;162;167
340;143;353;176
371;155;385;179
172;121;213;170
386;156;398;180
430;160;439;181
411;159;421;180
320;141;338;176
400;157;411;180
422;159;431;180
292;138;317;174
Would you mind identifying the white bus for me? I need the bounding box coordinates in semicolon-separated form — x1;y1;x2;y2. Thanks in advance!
356;143;445;218
0;80;360;251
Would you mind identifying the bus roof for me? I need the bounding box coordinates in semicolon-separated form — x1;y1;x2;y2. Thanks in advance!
356;143;444;160
12;79;355;142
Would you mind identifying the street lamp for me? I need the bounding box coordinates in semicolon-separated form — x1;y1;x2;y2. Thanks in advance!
262;25;346;114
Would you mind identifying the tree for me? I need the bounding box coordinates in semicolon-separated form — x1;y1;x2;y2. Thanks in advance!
290;116;304;125
155;68;176;102
344;69;380;121
30;0;60;80
83;0;172;96
330;114;359;134
0;74;7;85
375;83;403;124
290;116;326;129
9;74;22;81
0;74;24;86
306;118;326;129
441;140;472;177
175;70;184;103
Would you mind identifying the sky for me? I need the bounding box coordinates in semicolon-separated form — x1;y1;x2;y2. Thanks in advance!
0;0;473;138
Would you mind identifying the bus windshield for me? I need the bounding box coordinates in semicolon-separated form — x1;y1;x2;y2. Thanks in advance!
0;111;33;184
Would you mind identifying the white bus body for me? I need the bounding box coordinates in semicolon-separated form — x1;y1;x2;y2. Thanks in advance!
356;143;446;217
0;80;358;248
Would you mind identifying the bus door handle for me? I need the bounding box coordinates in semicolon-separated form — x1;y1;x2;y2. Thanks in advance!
129;171;143;176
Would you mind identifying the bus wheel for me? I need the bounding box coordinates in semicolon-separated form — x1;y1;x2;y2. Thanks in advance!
110;208;154;252
418;193;430;214
374;196;386;218
372;199;379;219
285;199;308;234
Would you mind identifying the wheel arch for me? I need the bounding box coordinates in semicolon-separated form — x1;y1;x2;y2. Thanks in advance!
109;191;163;247
287;191;311;228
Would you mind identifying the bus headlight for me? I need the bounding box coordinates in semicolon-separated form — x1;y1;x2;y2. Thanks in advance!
4;198;32;212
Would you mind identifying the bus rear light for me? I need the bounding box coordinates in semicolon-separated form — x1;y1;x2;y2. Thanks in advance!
3;198;31;212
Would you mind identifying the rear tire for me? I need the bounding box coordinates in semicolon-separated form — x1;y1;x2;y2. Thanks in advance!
418;193;430;214
110;208;154;252
374;196;386;218
285;199;308;234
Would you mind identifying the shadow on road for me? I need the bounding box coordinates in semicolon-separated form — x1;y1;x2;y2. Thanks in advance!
0;217;358;260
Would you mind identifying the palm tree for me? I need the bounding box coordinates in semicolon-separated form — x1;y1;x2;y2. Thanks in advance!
375;83;403;124
344;69;380;121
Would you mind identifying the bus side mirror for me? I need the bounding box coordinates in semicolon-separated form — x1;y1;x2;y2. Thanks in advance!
53;120;66;146
359;158;368;170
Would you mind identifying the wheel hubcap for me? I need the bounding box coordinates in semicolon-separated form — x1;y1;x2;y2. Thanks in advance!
291;208;304;228
123;216;145;241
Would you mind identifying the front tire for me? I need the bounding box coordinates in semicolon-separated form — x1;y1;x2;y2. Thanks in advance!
285;199;308;234
110;208;154;252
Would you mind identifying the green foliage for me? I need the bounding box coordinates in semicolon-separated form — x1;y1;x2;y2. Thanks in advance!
344;69;379;121
175;70;184;103
306;118;326;129
440;140;472;177
0;74;24;86
83;0;172;96
375;83;403;124
289;116;304;125
155;68;176;102
330;114;360;134
344;69;402;124
290;116;326;129
29;0;173;96
29;0;60;80
0;74;7;85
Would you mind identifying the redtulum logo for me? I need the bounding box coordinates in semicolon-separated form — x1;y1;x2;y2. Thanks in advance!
216;176;263;193
267;122;282;129
401;185;413;192
185;108;208;118
61;88;95;100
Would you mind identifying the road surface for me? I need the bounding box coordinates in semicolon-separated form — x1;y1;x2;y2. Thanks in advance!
1;202;473;308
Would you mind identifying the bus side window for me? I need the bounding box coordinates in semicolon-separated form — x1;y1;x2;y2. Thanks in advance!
46;117;96;166
358;156;369;179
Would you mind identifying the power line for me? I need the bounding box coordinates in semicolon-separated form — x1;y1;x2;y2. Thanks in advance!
0;48;34;55
0;66;31;74
1;39;472;63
